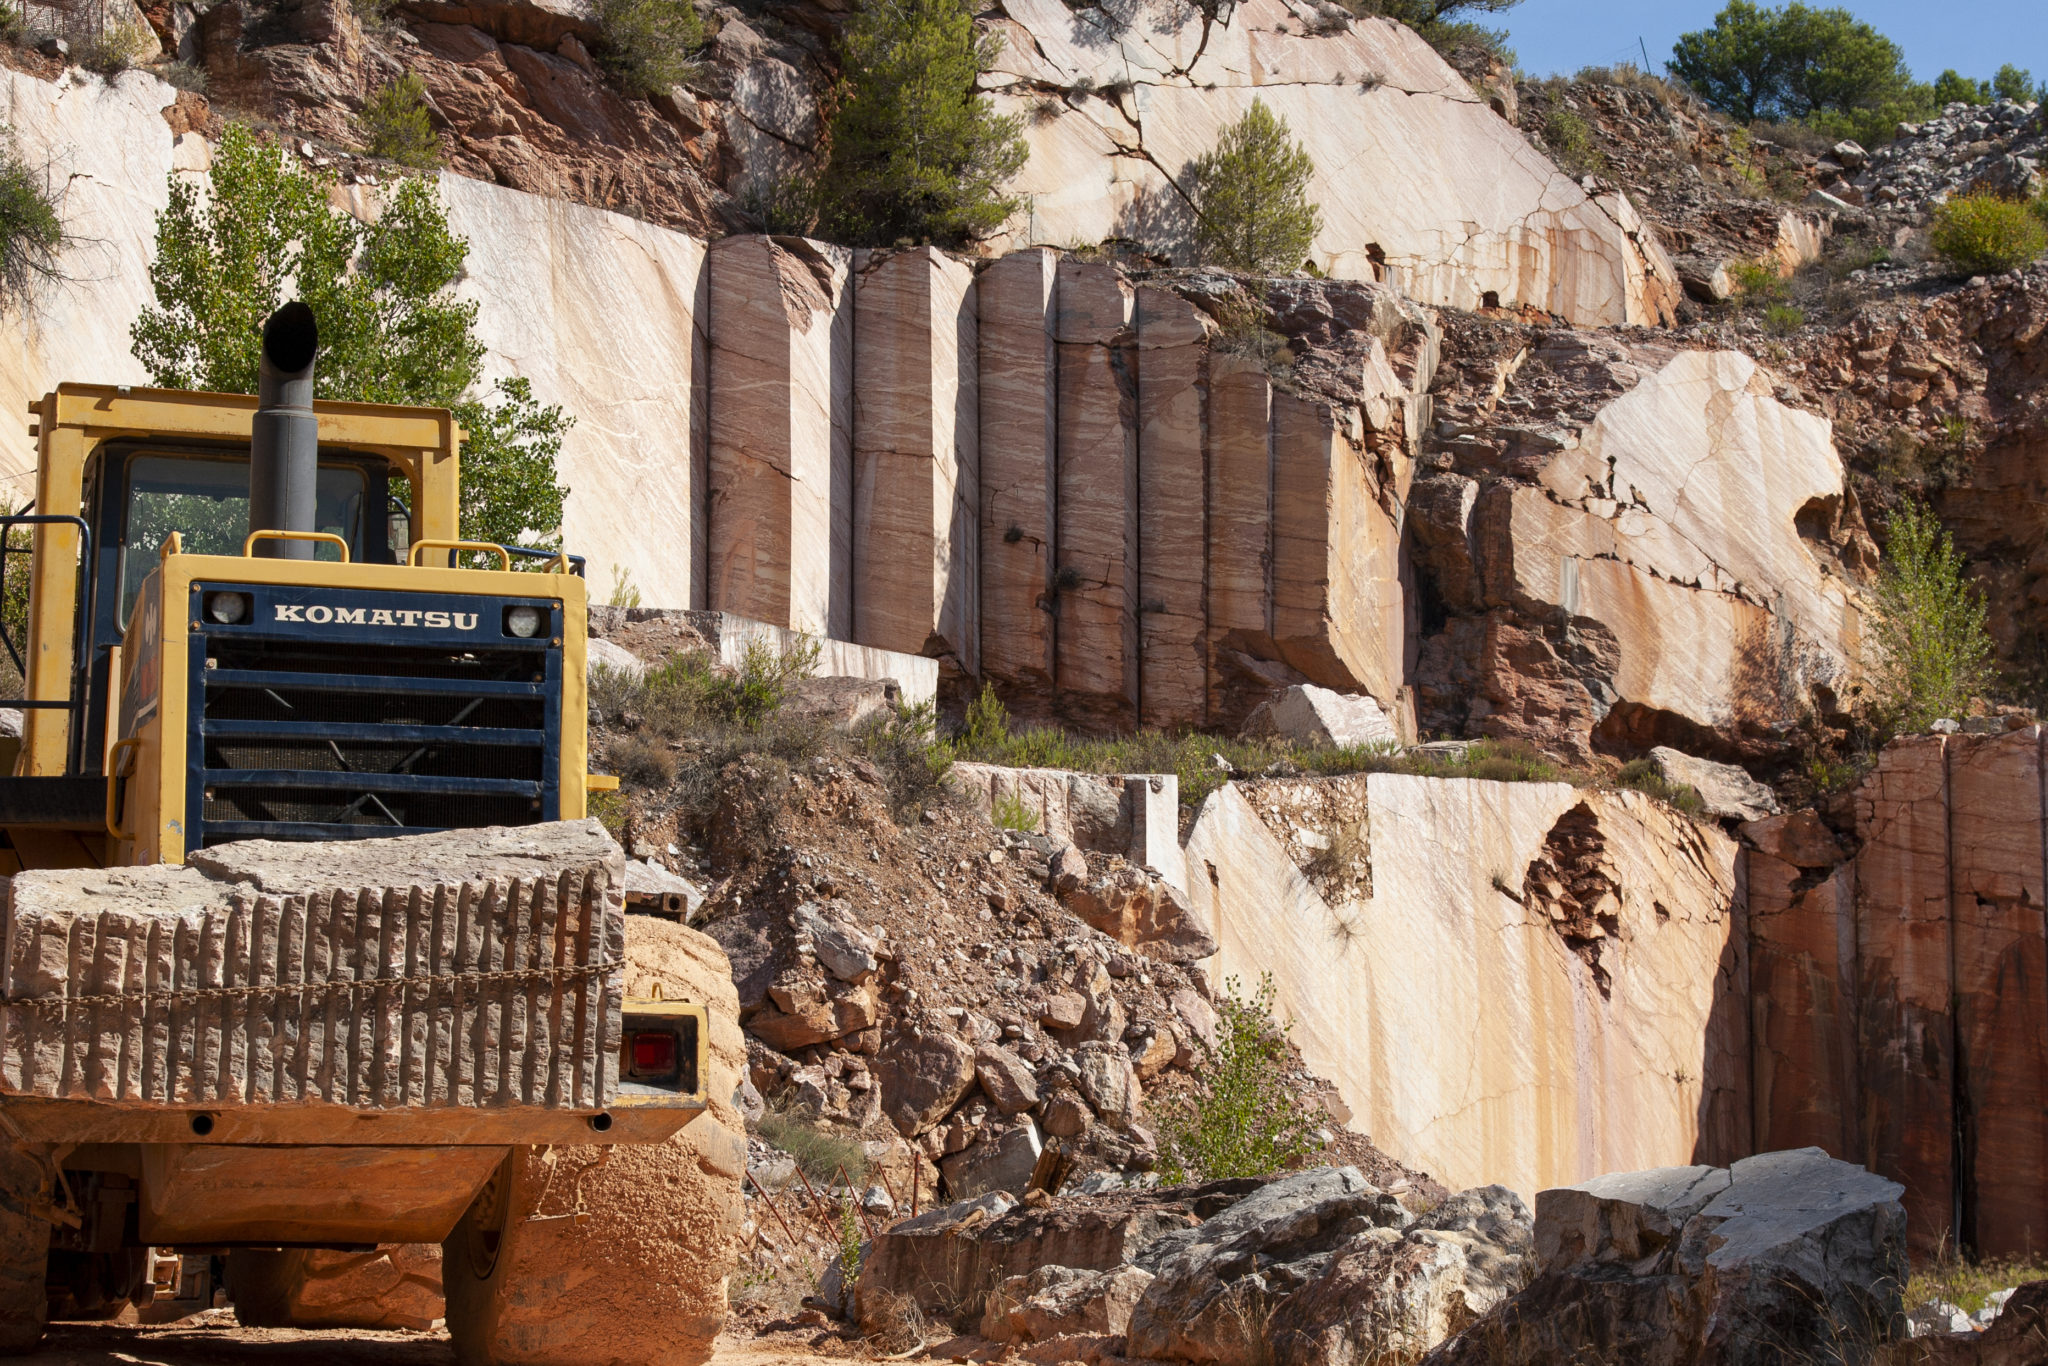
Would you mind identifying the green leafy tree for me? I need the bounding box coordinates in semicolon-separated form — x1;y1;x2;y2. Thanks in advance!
815;0;1028;246
130;124;569;550
1993;64;2045;104
1153;975;1325;1184
1669;2;1931;144
1929;69;1990;107
1867;500;1994;734
361;72;442;169
1352;0;1520;59
1186;98;1321;275
595;0;703;97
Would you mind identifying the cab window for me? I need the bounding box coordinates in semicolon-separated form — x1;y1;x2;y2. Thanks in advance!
117;454;369;627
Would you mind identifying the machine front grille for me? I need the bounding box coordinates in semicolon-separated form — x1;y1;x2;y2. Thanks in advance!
188;601;562;846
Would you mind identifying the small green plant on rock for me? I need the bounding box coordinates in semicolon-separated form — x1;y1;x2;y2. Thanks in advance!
361;72;441;169
595;0;703;96
1152;974;1325;1183
1542;107;1602;174
837;1195;863;1290
1866;499;1995;735
1614;759;1707;817
991;790;1038;832
78;20;159;74
1763;302;1805;336
1186;98;1322;276
1930;192;2048;276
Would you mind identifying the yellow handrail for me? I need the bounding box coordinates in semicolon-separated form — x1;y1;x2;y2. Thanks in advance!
243;530;351;562
410;539;512;571
105;737;142;843
157;531;182;560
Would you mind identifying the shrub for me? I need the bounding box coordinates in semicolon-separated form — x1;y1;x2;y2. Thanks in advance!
607;566;642;608
1728;256;1790;304
837;1196;863;1289
1186;98;1321;275
612;733;678;789
1152;974;1326;1184
815;0;1027;246
857;700;952;822
757;1108;869;1185
1866;499;1994;734
595;0;702;97
1929;193;2048;276
1614;759;1707;816
159;60;208;93
991;791;1038;832
132;123;570;549
77;20;158;73
361;72;441;169
0;136;63;307
1763;302;1805;335
1542;108;1603;174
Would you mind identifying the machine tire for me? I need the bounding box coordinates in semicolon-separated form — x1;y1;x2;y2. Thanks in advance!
224;1250;299;1326
443;916;747;1366
0;1147;52;1354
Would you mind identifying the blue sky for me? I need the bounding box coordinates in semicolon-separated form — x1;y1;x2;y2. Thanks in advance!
1504;1;2048;84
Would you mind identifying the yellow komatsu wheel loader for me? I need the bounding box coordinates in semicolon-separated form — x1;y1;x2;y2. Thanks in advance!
0;305;740;1362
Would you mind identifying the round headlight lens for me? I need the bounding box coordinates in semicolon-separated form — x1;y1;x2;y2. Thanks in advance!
505;605;543;639
205;591;250;625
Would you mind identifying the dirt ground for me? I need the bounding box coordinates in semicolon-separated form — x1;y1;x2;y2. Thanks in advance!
16;1324;855;1366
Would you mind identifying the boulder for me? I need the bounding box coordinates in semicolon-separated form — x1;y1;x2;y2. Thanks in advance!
1423;1149;1907;1366
857;1181;1260;1332
1043;1092;1093;1138
1061;865;1220;963
1074;1042;1140;1126
1648;748;1780;822
1268;1187;1533;1365
1127;1167;1409;1363
875;1029;979;1136
1243;684;1399;749
981;1263;1156;1344
976;1044;1041;1116
942;1119;1044;1199
749;976;878;1051
1739;808;1841;868
794;900;880;982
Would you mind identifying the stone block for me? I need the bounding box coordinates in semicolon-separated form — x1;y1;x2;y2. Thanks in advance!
1853;739;1957;1256
1206;355;1274;726
1648;748;1780;822
1054;259;1139;730
1136;286;1211;729
2;821;627;1110
706;234;853;638
1947;728;2048;1258
874;1028;977;1136
1747;856;1858;1159
978;248;1060;706
1270;392;1405;715
851;247;979;678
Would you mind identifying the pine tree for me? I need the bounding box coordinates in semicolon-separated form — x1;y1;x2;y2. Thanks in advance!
130;124;569;550
815;0;1029;246
1186;99;1322;275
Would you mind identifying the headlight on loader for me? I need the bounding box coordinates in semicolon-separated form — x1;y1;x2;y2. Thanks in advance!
504;605;543;638
204;591;250;625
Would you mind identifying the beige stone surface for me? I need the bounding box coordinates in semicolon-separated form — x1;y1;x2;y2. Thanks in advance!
439;173;709;609
1206;354;1275;720
1053;260;1139;728
1270;393;1407;727
978;249;1061;705
978;0;1679;327
851;248;978;677
0;69;182;507
707;234;853;638
1499;350;1857;740
1186;776;1744;1201
1136;287;1211;729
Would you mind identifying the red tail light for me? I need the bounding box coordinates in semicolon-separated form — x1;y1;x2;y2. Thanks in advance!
630;1030;676;1074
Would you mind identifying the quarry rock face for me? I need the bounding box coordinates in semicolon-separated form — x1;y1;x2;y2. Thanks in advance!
1424;1149;1906;1366
979;0;1680;326
1188;776;1746;1203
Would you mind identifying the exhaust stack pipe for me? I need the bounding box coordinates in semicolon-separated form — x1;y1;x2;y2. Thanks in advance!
249;302;320;560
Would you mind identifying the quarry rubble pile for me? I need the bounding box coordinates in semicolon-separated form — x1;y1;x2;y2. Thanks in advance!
1849;99;2046;211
